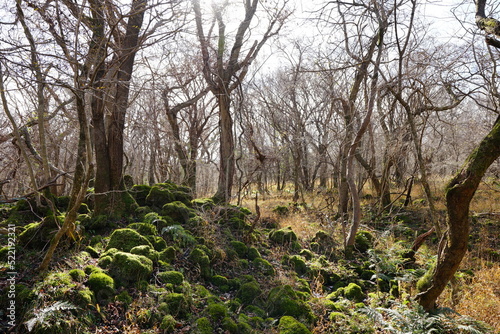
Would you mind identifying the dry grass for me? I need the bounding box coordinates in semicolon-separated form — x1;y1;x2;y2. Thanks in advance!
452;265;500;331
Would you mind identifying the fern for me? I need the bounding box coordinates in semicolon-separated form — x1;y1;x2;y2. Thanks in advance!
25;301;77;332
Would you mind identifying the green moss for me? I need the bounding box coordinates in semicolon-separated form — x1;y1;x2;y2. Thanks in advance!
207;303;228;320
130;184;152;206
344;283;364;302
252;257;275;275
68;269;86;282
230;240;248;258
108;251;153;287
161;293;189;318
299;249;314;260
105;228;153;252
247;247;261;260
354;231;374;253
190;248;211;279
19;215;63;248
130;245;159;262
84;265;103;275
98;255;113;268
146;185;174;207
237;281;262;305
211;275;229;291
196;317;213;334
191;198;215;210
269;227;298;244
128;222;158;236
329;312;347;321
162;224;197;247
158;271;184;285
222;317;239;333
76;288;94;306
116;290;133;306
278;316;312;334
288;255;308;275
148;235;168;251
417;266;434;292
162;201;193;224
159;246;177;262
273;205;290;216
85;245;100;258
160;314;177;332
87;272;115;303
266;285;313;323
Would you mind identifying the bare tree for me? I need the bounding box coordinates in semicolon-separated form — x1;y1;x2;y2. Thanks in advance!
192;0;290;203
417;0;500;310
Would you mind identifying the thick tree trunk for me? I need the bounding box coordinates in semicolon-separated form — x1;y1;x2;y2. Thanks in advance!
214;92;235;203
417;118;500;310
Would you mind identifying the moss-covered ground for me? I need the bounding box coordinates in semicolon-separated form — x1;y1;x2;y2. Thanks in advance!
0;181;498;333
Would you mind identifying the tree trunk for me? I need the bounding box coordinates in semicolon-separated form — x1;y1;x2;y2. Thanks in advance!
214;92;235;203
417;118;500;310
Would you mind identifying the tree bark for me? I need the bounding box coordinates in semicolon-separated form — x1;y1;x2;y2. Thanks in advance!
417;118;500;310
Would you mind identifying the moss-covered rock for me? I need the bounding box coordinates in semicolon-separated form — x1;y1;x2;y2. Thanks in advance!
115;290;133;306
160;314;177;333
269;227;298;244
19;215;63;248
87;272;115;303
288;255;308;276
230;240;248;258
162;201;193;224
108;251;153;287
160;293;190;318
354;230;375;253
222;317;239;333
196;317;213;334
84;265;103;275
68;269;86;282
191;198;215;210
76;287;94;306
207;302;228;321
266;285;313;323
190;247;212;279
162;224;197;247
130;245;159;262
128;222;158;236
278;316;312;334
253;258;275;275
158;271;184;285
247;247;261;260
105;228;153;252
311;230;335;254
148;235;168;252
344;283;365;302
146;185;174;208
237;281;262;305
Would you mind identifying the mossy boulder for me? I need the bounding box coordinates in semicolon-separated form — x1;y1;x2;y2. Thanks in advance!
196;317;213;334
87;272;115;302
269;227;298;244
19;215;63;248
160;314;177;332
130;184;152;206
128;222;158;236
190;247;212;279
147;235;168;252
162;201;193;224
108;251;153;287
344;283;365;302
68;269;86;282
278;316;312;334
247;247;261;260
253;258;275;275
146;185;175;208
211;275;230;292
236;281;262;305
266;285;313;323
105;228;153;252
130;245;159;262
160;293;190;318
158;271;184;285
311;230;335;253
288;255;308;275
207;302;228;321
191;198;215;210
76;288;94;306
230;240;248;258
159;246;177;262
354;230;375;253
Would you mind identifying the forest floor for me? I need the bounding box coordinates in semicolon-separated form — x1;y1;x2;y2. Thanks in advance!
0;179;499;333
